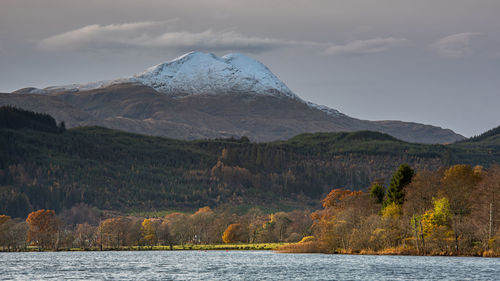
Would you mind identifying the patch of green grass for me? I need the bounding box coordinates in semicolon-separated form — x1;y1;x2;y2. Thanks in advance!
156;243;289;251
5;243;289;252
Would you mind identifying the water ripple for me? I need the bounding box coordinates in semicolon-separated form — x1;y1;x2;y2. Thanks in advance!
0;251;499;280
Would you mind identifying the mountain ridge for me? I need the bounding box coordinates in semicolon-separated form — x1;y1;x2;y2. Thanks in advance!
1;52;464;144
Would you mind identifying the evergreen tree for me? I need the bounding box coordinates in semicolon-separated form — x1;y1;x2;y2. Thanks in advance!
369;182;385;204
384;164;414;207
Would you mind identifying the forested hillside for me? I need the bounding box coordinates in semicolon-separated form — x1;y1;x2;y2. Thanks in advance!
1;107;499;217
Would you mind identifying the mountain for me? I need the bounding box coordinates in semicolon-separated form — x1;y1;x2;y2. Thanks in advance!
0;52;464;143
1;107;498;217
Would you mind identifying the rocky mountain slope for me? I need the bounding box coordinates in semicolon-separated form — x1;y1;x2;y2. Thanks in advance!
0;52;464;143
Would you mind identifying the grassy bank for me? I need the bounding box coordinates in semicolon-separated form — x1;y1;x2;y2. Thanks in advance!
1;243;289;252
275;242;500;257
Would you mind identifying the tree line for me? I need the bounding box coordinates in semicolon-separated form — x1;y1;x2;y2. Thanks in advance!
2;163;499;256
0;206;312;251
0;106;65;133
280;164;500;256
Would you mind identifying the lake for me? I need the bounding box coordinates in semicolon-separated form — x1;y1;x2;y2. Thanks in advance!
1;251;499;280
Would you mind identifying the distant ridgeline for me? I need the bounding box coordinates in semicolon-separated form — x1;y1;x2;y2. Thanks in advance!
457;125;500;144
0;107;498;217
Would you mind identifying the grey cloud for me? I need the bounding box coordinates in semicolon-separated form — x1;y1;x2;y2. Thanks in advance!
137;30;297;52
37;21;170;51
37;22;309;53
324;37;408;56
38;22;408;56
431;32;480;58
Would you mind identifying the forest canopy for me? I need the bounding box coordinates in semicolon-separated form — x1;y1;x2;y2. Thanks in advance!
0;106;499;218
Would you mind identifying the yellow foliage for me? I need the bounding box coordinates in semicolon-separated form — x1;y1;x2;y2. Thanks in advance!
420;210;435;235
432;197;451;225
442;164;481;185
420;197;452;236
381;202;401;219
298;236;315;243
141;218;157;246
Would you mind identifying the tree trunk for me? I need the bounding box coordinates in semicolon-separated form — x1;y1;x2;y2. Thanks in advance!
413;222;420;255
419;221;425;255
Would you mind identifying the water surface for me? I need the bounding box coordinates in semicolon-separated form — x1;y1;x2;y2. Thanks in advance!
1;251;499;280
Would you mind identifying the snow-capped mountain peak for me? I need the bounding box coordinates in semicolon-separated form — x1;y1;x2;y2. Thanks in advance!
33;51;341;116
133;51;297;98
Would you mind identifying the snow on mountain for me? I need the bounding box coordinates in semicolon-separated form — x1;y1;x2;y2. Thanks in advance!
36;51;341;116
306;102;341;116
132;51;298;99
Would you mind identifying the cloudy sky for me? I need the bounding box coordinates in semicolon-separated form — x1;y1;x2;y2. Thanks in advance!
1;0;499;137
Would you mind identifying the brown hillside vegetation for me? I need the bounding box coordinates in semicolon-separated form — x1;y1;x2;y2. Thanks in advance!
279;164;500;256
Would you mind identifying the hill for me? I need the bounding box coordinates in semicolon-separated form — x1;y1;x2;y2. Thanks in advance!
0;107;497;218
457;125;500;145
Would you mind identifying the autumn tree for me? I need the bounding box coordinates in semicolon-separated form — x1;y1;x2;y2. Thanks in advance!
141;218;161;248
471;164;500;251
189;207;216;243
26;209;60;250
285;210;313;242
0;215;12;250
403;169;442;254
379;202;406;248
322;188;363;211
439;164;482;254
126;218;144;247
269;212;292;242
97;217;130;249
157;220;173;248
312;188;365;253
75;223;96;250
0;217;28;251
245;208;267;243
222;223;248;243
164;213;190;245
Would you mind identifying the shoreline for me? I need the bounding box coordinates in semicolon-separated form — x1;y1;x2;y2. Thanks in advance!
2;245;499;257
0;243;288;253
275;244;500;258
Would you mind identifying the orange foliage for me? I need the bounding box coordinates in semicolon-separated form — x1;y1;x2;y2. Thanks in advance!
322;188;363;210
194;206;213;215
26;209;59;249
222;223;246;243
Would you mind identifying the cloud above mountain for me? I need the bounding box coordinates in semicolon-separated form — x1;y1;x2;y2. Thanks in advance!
38;21;409;57
431;32;480;58
38;21;168;51
37;21;310;53
324;37;408;56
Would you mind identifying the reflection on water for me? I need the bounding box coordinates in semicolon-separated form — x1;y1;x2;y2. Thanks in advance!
1;251;499;280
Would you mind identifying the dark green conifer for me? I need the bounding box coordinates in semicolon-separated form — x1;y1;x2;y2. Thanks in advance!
384;164;414;207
